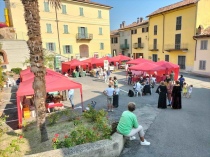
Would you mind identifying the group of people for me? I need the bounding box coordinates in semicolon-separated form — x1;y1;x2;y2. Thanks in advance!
96;67;111;83
156;74;193;109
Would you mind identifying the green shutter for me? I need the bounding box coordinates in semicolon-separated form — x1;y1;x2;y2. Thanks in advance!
63;45;66;54
46;43;49;50
53;43;56;52
98;10;101;18
64;25;68;33
80;7;83;16
99;27;102;35
85;27;88;38
44;2;49;12
46;24;51;33
70;45;73;54
78;27;81;38
62;5;66;14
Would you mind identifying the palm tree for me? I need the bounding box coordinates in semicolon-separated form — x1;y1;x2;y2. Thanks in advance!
21;0;61;142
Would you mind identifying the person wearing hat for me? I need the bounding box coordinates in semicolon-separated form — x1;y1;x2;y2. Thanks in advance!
117;102;150;145
113;84;120;108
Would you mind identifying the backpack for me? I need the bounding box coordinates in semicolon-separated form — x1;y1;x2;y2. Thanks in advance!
128;90;134;97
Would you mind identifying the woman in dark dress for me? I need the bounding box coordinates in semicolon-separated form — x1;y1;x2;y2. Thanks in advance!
171;81;182;109
156;81;167;109
113;85;120;108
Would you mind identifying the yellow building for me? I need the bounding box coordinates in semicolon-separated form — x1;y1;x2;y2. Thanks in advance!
147;0;210;71
5;0;112;59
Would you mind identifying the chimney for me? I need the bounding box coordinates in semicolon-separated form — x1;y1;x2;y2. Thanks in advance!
197;25;204;35
122;21;125;28
137;18;140;24
140;17;143;23
120;24;122;28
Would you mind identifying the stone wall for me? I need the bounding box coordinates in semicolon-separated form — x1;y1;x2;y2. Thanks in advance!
24;133;124;157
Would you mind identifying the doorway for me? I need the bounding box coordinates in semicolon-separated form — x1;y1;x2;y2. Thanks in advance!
79;44;89;58
178;56;186;69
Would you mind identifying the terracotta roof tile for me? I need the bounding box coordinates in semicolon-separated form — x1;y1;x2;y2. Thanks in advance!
147;0;198;17
119;20;148;30
110;30;119;36
194;26;210;38
73;0;112;8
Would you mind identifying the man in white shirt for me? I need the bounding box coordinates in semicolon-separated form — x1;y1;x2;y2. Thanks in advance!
103;85;115;112
68;89;74;109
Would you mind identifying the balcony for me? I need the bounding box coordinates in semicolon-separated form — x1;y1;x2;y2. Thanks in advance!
149;44;159;51
133;43;144;49
76;33;93;40
120;44;129;50
165;43;188;52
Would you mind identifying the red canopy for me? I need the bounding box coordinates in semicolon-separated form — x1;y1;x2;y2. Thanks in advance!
110;55;131;62
16;71;83;128
128;62;165;72
155;61;180;80
62;59;87;73
82;57;104;65
0;22;8;28
126;58;153;65
99;56;111;62
21;68;62;82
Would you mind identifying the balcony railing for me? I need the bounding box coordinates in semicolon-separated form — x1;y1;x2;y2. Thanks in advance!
76;33;93;40
149;44;159;51
165;43;188;52
133;43;144;49
120;44;129;50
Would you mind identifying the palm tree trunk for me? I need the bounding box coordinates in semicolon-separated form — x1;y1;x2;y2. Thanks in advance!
22;0;48;142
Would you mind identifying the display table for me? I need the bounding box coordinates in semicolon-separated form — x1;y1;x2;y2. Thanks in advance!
46;103;64;113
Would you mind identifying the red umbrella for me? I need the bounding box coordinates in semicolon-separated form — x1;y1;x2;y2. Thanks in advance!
110;55;131;62
62;59;87;67
127;58;153;65
0;22;8;28
156;61;179;69
99;56;111;62
128;62;165;72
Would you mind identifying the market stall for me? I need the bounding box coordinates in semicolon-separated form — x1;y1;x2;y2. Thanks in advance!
61;59;88;74
16;72;83;128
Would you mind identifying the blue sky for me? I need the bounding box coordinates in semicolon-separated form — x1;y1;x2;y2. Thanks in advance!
0;0;181;30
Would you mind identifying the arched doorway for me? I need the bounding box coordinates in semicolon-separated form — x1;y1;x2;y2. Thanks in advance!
0;50;9;65
79;44;89;58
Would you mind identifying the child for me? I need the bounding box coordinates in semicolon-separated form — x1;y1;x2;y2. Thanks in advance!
187;85;193;98
182;82;188;97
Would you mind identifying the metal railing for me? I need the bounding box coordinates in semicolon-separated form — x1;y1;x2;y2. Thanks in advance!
149;44;159;51
120;44;129;49
165;43;188;51
76;33;93;40
133;43;144;49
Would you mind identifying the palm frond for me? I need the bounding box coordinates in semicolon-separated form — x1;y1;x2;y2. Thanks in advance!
48;0;61;9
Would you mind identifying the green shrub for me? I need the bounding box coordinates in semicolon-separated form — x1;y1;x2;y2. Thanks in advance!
11;68;22;74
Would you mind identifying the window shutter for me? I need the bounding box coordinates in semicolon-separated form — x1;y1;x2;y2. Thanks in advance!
63;45;66;54
44;2;49;12
98;10;101;18
46;43;49;50
78;27;81;38
53;43;56;51
46;24;49;32
85;27;88;38
64;25;68;33
70;45;73;54
80;8;83;16
62;5;66;14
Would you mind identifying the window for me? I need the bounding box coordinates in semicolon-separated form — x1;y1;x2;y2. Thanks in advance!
176;16;182;30
98;10;102;18
178;56;186;69
142;27;148;33
62;5;67;14
44;2;49;12
114;37;118;43
154;25;157;35
175;34;181;49
199;60;206;70
152;54;158;62
100;43;104;50
46;23;52;33
46;43;56;51
200;40;208;50
78;27;88;38
153;39;157;49
63;45;72;54
165;55;169;61
79;7;84;16
63;25;69;34
99;27;102;35
131;29;137;34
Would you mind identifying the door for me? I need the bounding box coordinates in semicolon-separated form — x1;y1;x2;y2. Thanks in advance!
136;53;143;59
79;44;89;58
178;56;185;69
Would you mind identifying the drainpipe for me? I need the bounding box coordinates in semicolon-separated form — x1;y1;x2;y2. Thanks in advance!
193;36;197;61
55;7;61;55
130;30;132;58
161;13;165;55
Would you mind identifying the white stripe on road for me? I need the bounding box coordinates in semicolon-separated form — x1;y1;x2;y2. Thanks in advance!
120;89;128;93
